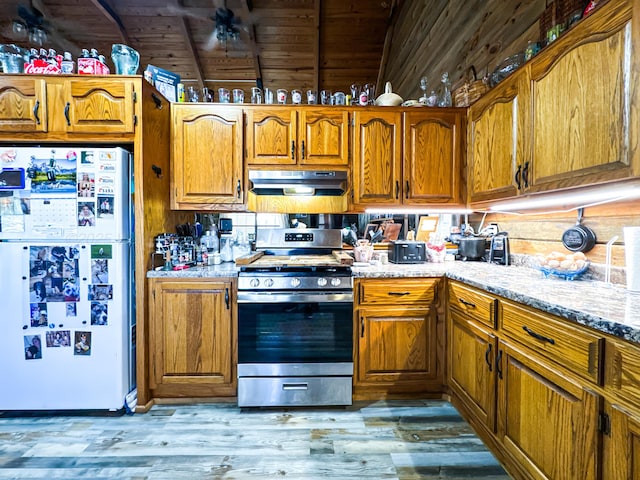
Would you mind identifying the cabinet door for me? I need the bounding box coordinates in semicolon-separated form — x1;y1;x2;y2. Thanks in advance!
351;110;402;206
171;105;244;209
403;110;463;204
357;305;436;388
0;77;47;132
497;341;600;480
61;79;136;133
149;279;235;397
604;403;640;480
246;108;297;165
298;108;349;166
448;310;497;433
467;70;527;203
529;8;634;191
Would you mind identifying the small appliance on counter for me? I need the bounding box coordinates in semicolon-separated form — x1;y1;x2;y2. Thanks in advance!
388;240;426;264
457;236;488;261
489;232;510;265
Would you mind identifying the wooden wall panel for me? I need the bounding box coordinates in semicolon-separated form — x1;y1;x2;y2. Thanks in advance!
382;0;547;100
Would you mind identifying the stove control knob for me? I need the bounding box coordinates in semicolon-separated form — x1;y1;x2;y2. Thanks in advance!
264;278;274;287
330;278;342;287
317;277;328;287
249;279;260;288
290;278;301;288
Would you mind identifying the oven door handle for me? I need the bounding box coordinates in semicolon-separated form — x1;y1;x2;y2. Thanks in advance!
237;292;353;303
282;383;308;391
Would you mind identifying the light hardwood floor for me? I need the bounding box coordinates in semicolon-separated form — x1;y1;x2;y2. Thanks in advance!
0;400;510;479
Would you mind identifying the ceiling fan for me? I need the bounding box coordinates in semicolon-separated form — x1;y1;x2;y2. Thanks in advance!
172;0;253;53
6;0;77;52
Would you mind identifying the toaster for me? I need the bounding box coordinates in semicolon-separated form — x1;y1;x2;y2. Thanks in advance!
388;240;426;264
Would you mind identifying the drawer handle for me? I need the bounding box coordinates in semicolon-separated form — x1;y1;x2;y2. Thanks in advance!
388;291;410;296
458;298;476;308
485;343;493;372
522;325;555;345
283;383;308;391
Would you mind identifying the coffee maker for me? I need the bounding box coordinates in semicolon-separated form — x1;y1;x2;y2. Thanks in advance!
489;232;510;265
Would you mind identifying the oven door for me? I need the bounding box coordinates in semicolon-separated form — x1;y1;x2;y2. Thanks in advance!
237;291;353;366
237;291;353;407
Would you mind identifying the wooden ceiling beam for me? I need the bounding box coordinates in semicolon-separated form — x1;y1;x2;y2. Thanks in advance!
313;0;320;92
90;0;131;45
376;0;401;94
177;3;206;90
239;0;263;88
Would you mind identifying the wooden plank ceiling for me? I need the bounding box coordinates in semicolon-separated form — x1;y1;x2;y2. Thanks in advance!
0;0;393;95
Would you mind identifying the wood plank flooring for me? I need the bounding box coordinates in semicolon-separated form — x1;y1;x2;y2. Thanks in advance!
0;400;511;479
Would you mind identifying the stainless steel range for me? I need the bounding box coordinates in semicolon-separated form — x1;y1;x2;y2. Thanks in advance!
237;228;353;408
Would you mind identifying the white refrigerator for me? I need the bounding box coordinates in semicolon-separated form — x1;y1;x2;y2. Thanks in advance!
0;146;136;411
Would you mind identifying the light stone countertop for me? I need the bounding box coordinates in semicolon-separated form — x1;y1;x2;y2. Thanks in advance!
148;260;640;344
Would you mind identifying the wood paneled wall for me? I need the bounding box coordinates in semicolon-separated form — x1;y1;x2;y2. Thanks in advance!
381;0;547;100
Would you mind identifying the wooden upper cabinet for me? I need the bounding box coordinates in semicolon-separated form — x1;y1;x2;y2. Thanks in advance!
61;79;136;133
298;108;349;166
403;110;463;204
0;75;137;137
351;109;402;206
0;77;47;132
245;108;296;165
171;104;244;209
245;107;349;166
467;70;527;204
528;1;635;192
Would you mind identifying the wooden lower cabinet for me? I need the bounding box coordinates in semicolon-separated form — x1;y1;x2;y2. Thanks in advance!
603;402;640;480
448;280;603;480
497;340;600;480
148;278;236;398
448;310;497;432
354;278;443;396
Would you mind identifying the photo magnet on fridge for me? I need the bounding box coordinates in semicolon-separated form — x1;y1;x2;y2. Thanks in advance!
74;331;91;355
24;334;42;360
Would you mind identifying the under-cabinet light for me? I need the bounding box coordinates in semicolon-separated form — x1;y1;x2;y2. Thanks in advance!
283;187;315;196
488;186;640;212
365;207;474;215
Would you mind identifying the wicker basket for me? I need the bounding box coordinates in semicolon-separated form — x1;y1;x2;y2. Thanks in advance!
453;66;490;107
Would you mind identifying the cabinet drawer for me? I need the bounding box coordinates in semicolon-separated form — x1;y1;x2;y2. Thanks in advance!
501;300;603;384
448;281;496;328
358;278;438;305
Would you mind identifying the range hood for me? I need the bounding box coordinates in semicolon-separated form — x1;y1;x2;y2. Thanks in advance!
249;170;347;196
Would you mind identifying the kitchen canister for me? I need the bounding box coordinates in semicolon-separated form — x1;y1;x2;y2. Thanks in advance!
624;226;640;292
